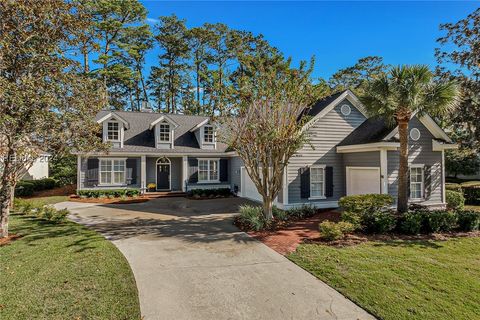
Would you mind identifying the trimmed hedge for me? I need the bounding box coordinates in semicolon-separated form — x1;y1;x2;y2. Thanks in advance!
319;221;355;241
339;194;394;214
14;178;58;197
457;210;480;231
445;183;462;193
77;189;141;198
188;188;232;198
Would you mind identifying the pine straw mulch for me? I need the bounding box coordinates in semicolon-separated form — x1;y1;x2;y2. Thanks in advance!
0;234;22;246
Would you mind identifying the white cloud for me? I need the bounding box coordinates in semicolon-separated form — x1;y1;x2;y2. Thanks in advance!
146;17;159;24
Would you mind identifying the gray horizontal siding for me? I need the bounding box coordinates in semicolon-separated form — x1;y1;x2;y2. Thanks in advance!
343;152;380;167
288;99;366;204
79;156;140;189
388;117;443;205
230;156;243;192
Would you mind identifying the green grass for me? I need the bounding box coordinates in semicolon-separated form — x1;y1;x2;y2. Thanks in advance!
289;238;480;320
19;195;69;206
0;213;140;320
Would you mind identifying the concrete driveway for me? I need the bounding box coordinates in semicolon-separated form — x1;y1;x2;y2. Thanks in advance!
58;198;374;320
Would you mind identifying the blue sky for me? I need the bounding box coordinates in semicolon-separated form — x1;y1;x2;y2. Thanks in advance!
141;1;478;80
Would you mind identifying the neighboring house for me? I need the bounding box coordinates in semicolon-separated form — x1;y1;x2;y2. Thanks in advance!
20;153;50;180
76;90;457;209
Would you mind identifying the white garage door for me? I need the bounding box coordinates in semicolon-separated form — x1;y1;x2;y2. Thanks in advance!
346;167;381;196
241;167;263;202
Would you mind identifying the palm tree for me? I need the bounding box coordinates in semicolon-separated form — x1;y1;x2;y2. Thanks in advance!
360;65;460;213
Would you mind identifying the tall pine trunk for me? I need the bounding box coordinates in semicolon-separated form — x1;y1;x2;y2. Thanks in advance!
397;120;409;213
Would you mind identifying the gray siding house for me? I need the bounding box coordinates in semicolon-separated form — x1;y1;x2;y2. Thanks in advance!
76;90;457;209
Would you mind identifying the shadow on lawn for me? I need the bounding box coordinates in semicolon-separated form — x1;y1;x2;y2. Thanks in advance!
370;239;444;249
11;214;104;252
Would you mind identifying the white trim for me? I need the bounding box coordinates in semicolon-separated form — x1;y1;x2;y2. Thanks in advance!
410;128;421;141
98;158;127;186
432;139;458;151
97;112;129;129
181;156;188;192
340;104;351;116
380;149;388;194
346;166;381;196
282;165;288;205
197;158;220;183
106;120;121;142
382;114;452;144
337;142;399;153
309;165;326;200
155;157;171;191
189;119;209;132
303;90;368;131
149;115;179;130
409;164;425;200
441;150;446;203
75;151;237;157
140;155;146;194
77;155;81;191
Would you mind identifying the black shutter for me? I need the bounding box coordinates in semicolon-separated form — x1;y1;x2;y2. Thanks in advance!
407;166;411;199
300;166;310;199
424;165;432;199
126;158;137;185
188;158;198;183
220;159;228;182
325;166;334;197
87;158;99;170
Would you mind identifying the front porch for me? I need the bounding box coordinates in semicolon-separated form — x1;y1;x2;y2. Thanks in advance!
77;155;232;194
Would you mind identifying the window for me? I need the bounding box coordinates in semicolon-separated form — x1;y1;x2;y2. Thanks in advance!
198;159;219;182
107;122;119;141
410;128;421;141
310;166;325;198
340;104;351;116
100;159;125;185
410;166;424;199
203;125;214;143
159;123;170;142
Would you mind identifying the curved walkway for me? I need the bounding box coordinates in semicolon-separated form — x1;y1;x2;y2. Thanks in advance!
57;198;374;320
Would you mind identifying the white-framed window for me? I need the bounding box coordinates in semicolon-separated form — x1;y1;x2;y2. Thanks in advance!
99;159;126;185
203;125;214;143
410;128;421;141
410;165;424;199
107;121;120;141
340;104;351;116
159;123;170;142
198;159;219;182
310;165;326;199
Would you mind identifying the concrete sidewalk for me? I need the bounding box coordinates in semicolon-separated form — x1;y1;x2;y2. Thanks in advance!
62;198;374;320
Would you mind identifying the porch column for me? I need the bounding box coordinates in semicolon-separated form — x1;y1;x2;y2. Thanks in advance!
141;155;146;194
182;156;188;192
380;149;388;194
77;155;81;191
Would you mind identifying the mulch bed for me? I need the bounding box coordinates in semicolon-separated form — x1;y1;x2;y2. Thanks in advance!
69;196;150;204
24;184;76;198
0;234;22;246
246;211;480;255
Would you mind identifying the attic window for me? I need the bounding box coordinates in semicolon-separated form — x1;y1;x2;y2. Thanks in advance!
107;122;119;141
410;128;421;141
204;125;214;143
159;123;170;142
340;104;351;116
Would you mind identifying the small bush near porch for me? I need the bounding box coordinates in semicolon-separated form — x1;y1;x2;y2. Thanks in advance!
0;198;140;319
289;237;480;320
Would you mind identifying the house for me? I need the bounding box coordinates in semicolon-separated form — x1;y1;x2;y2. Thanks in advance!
20;153;50;180
75;90;457;209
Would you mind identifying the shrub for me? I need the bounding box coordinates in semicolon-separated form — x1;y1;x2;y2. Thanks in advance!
31;178;57;191
462;185;480;205
445;183;462;193
339;194;394;214
13;198;33;214
38;206;69;223
446;190;465;210
77;189;140;198
286;205;316;219
398;211;424;234
272;207;289;221
319;221;355;241
361;210;397;234
456;210;480;231
15;181;35;197
188;188;232;198
236;205;266;231
423;210;458;233
340;211;362;230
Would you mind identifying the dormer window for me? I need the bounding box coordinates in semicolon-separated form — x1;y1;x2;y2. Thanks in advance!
204;125;214;143
159;123;170;142
107;122;120;141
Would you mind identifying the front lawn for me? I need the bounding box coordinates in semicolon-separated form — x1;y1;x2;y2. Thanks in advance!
19;195;69;206
289;238;480;320
0;211;140;319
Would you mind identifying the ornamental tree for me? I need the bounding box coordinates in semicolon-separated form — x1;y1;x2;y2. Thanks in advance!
0;0;106;238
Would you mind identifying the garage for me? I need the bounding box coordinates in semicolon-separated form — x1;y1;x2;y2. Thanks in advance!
240;167;263;202
346;167;381;196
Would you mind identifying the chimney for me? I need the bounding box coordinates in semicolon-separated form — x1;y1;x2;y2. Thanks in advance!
140;101;153;112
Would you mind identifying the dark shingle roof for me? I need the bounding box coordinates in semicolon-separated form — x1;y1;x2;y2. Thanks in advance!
96;111;229;154
306;90;347;117
337;116;397;146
